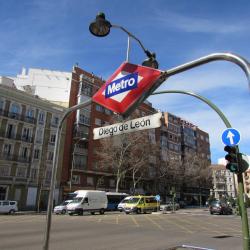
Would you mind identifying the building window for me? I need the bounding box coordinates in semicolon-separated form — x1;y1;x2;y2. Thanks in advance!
16;167;26;178
87;177;94;186
38;111;45;124
104;109;112;115
148;129;156;144
48;152;54;161
22;127;31;141
52;116;59;126
10;103;21;115
34;149;40;159
72;175;80;184
109;179;115;187
74;155;87;169
26;108;34;118
80;81;93;96
96;104;104;113
30;168;37;180
45;170;52;182
3;144;12;156
95;118;102;126
20;147;29;159
6;123;16;139
0;98;5;112
50;134;56;143
36;128;43;143
0;166;10;177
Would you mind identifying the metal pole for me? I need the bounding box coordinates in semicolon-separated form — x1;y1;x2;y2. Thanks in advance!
126;36;131;62
70;137;87;192
152;90;250;249
165;53;250;89
43;99;91;250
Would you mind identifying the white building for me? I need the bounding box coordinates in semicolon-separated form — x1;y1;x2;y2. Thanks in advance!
14;68;72;106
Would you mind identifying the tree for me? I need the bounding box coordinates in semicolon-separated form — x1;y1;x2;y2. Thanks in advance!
95;129;159;193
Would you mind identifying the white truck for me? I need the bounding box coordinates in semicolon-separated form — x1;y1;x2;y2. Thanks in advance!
66;190;107;215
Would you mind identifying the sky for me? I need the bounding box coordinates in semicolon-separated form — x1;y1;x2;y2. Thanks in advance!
1;0;250;163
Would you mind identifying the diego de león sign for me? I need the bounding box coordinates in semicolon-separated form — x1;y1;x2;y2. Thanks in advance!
93;112;162;140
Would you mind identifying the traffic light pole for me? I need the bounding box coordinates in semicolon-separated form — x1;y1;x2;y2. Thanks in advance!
152;90;250;250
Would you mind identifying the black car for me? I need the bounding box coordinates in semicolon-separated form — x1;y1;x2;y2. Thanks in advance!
209;200;233;215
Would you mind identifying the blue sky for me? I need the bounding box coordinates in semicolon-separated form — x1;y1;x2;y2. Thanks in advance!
1;0;250;163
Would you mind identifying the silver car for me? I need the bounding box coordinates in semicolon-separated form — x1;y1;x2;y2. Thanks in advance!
54;200;72;214
160;202;180;212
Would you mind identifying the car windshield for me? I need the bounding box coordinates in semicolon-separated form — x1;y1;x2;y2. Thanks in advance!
126;198;140;204
120;198;131;204
61;201;70;206
71;197;82;203
211;201;220;206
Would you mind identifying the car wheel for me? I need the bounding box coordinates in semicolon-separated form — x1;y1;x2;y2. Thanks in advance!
61;209;66;214
69;213;73;216
9;209;15;215
99;208;105;215
136;208;141;214
91;211;95;215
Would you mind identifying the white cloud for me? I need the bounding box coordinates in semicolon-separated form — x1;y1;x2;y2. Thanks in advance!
154;9;249;34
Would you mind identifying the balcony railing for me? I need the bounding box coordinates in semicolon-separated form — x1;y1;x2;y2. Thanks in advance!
0;131;33;143
0;109;36;124
1;153;31;163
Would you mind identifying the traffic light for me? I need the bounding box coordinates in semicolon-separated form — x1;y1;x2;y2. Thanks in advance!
224;146;249;173
224;146;239;173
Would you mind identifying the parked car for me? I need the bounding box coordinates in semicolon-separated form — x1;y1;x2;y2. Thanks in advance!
54;200;72;214
160;202;180;212
0;200;18;214
209;200;232;215
117;196;132;212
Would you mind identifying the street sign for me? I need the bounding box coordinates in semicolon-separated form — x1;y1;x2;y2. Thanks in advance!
221;128;241;146
93;112;162;140
92;62;165;117
155;195;161;201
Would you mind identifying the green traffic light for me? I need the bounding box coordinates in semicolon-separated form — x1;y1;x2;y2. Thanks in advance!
227;163;238;172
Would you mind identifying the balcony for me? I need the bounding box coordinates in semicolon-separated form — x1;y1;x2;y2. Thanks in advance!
0;109;36;124
1;153;31;163
0;131;33;143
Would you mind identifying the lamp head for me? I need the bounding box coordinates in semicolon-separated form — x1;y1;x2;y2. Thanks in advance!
142;52;159;69
89;12;112;37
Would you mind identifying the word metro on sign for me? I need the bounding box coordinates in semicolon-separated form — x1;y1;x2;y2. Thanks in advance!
93;113;162;140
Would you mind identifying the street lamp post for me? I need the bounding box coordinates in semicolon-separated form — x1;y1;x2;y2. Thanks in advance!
69;137;87;192
89;13;250;249
43;99;91;250
89;12;159;69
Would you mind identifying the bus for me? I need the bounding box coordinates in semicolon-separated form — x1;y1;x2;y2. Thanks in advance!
106;192;128;211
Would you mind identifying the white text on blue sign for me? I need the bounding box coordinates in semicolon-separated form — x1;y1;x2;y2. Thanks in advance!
105;72;138;98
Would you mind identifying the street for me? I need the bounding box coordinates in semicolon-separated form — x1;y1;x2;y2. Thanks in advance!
0;209;243;250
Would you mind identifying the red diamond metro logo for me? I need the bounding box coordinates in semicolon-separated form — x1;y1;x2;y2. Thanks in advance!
92;62;164;116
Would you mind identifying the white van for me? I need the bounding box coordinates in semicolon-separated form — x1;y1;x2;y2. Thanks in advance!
66;190;107;215
0;200;18;214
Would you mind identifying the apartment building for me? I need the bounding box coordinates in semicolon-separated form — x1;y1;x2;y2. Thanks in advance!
0;78;65;210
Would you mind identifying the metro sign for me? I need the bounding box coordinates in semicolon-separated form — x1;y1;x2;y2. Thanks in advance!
92;62;165;117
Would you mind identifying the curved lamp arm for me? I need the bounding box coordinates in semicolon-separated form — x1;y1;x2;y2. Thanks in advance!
112;24;151;57
165;53;250;89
